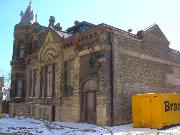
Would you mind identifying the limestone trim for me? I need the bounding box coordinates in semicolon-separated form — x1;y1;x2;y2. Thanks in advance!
119;47;180;68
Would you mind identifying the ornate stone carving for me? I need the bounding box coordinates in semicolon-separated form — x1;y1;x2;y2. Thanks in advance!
56;67;63;97
38;44;58;63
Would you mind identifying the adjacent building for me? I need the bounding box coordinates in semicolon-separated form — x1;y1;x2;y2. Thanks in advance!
0;77;4;92
10;1;180;125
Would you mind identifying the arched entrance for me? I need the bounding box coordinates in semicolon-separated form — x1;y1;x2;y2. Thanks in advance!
80;79;97;124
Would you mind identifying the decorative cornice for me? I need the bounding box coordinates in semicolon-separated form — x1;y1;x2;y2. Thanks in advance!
63;28;105;47
63;23;140;48
99;23;138;39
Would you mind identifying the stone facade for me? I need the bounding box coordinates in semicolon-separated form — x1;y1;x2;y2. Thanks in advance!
10;2;180;126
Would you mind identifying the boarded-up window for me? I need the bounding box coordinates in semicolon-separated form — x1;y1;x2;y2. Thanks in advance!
40;64;56;98
16;80;22;97
64;60;74;96
54;64;57;97
43;108;47;120
39;108;42;119
32;107;35;117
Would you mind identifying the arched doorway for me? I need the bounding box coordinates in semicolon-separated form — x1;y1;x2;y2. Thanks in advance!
80;79;97;124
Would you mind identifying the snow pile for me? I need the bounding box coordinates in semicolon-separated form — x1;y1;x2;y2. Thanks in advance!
0;115;180;134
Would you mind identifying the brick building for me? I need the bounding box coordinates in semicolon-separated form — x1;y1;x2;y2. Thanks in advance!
10;1;180;125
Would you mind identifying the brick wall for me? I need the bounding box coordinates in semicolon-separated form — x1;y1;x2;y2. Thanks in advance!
111;32;180;125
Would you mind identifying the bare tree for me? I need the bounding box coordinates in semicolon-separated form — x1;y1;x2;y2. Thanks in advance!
4;72;11;85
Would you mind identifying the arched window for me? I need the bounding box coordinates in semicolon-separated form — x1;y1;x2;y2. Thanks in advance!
39;63;56;98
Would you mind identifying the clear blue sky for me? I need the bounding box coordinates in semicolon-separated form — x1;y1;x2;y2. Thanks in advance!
0;0;179;76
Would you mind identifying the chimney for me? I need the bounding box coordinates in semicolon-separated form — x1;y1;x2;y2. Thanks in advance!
54;23;62;31
128;29;132;33
137;30;144;39
74;21;79;26
49;16;55;27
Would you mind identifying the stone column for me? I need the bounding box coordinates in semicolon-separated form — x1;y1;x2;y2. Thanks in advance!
96;54;111;125
72;56;80;121
73;57;80;96
35;68;41;98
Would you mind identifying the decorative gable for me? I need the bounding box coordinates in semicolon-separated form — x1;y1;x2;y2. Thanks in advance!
144;24;169;43
37;27;62;63
44;30;55;44
38;44;58;63
43;27;63;45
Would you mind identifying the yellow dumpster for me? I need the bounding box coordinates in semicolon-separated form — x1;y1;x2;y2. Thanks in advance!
132;93;180;129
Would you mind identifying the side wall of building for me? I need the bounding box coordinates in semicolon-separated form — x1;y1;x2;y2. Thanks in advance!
111;31;180;125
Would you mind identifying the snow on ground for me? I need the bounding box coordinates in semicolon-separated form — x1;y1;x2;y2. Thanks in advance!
0;115;180;135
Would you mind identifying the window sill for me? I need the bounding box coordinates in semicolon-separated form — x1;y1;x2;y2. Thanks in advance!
29;97;38;98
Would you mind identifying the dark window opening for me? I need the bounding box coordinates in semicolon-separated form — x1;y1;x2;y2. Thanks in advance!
64;60;74;96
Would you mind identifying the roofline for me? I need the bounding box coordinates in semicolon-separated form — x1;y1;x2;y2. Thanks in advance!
66;21;96;32
61;23;142;48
